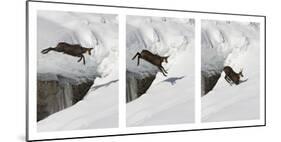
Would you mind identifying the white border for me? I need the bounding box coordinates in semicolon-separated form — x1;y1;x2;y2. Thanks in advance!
118;14;126;128
194;17;201;123
27;1;265;141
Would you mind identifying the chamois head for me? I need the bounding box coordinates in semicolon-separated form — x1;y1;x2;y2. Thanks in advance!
87;48;94;55
162;56;169;63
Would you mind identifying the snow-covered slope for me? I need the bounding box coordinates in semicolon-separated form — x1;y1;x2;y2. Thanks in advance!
37;11;119;131
126;16;195;126
38;74;119;131
201;20;260;122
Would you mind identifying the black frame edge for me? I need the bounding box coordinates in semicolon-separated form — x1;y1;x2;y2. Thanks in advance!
27;0;265;17
29;125;266;142
26;0;30;141
263;16;266;126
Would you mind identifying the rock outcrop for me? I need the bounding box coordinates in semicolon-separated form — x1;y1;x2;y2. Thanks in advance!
37;73;94;121
201;71;222;96
126;71;156;103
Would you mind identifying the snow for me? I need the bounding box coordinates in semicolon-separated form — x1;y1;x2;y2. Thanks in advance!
201;20;260;122
37;11;119;131
126;16;195;126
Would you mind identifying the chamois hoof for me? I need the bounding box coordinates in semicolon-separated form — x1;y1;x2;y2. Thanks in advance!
41;50;47;54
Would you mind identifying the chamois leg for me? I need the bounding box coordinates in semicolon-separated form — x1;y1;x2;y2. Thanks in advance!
132;52;142;66
158;66;167;76
161;70;167;77
77;56;83;62
137;56;141;66
132;52;141;60
77;55;86;65
226;76;232;85
160;66;168;74
82;55;86;65
225;76;232;86
227;77;234;85
41;48;54;54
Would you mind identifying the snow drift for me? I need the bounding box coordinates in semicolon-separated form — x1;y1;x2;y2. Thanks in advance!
201;20;260;122
126;16;195;126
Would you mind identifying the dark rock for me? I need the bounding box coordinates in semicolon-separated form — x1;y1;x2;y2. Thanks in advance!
37;73;94;121
72;81;94;104
126;71;156;103
201;71;221;96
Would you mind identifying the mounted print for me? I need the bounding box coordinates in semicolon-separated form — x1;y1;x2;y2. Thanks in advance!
26;0;266;141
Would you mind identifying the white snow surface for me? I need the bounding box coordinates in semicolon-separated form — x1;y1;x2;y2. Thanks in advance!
201;20;260;122
126;16;195;126
37;11;118;80
37;11;119;131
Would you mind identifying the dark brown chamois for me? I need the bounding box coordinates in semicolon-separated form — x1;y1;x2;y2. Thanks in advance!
132;50;169;76
41;42;93;65
223;66;244;85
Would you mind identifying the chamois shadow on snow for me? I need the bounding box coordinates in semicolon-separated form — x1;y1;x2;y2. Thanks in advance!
91;79;119;90
161;76;185;85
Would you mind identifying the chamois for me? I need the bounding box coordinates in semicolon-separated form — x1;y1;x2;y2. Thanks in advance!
132;50;169;76
41;42;93;65
223;66;244;85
